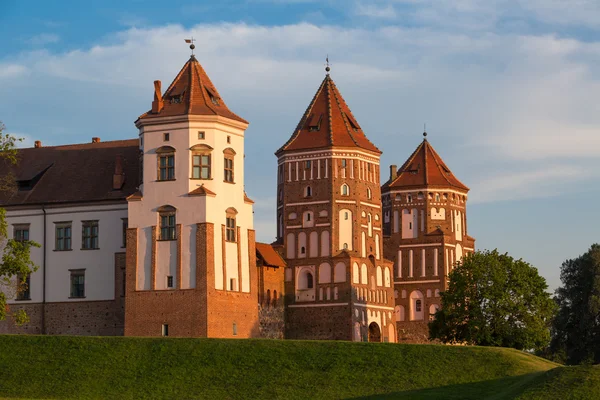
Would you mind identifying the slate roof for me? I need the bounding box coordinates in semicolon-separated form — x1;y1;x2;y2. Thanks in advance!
383;138;469;192
137;55;247;124
276;74;380;155
0;139;140;207
256;242;286;268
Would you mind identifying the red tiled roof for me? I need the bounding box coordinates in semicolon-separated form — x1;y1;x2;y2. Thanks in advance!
137;55;247;124
256;242;286;268
384;138;469;191
0;139;140;206
244;192;254;204
276;74;380;155
188;185;216;196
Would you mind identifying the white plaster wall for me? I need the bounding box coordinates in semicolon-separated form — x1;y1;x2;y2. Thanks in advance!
5;204;126;303
431;207;445;220
401;209;418;239
156;241;177;290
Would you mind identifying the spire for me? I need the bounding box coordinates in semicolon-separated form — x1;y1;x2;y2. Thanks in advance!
138;55;247;124
276;74;380;155
385;137;469;191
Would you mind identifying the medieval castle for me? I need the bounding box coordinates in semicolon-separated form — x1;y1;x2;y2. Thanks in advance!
0;53;474;342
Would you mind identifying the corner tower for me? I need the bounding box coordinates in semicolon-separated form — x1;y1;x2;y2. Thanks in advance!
125;54;258;338
276;70;396;342
382;133;475;342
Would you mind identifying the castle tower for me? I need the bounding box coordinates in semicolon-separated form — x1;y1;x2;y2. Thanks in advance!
382;133;475;342
276;70;396;342
124;54;258;337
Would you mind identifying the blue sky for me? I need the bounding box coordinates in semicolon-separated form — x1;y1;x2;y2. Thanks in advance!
2;0;600;291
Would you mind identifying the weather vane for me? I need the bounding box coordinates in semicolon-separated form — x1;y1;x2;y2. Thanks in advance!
325;55;331;74
185;37;196;56
423;123;428;138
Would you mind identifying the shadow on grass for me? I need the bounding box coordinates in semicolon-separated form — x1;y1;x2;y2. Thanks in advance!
349;371;549;400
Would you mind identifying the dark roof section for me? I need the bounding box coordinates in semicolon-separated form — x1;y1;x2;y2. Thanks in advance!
137;55;247;124
276;74;381;155
383;138;469;192
256;242;286;268
0;139;140;207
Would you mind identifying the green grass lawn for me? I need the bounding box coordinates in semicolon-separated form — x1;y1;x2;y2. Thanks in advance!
0;335;591;400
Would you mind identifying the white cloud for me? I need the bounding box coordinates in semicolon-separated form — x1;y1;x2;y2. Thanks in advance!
1;21;600;208
354;2;397;19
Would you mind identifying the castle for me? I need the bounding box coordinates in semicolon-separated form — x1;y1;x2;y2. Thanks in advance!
0;52;474;342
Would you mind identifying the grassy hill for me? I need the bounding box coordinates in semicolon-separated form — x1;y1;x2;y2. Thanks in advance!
0;335;590;400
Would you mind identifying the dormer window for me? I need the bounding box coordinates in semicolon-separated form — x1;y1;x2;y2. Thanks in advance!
206;87;220;106
307;113;322;132
345;113;360;131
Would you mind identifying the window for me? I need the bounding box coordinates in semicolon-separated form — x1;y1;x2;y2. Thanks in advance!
306;213;311;222
300;246;306;254
198;131;205;140
341;184;349;196
344;212;349;220
415;299;422;312
163;132;170;142
70;270;85;298
229;278;237;291
14;224;30;242
122;218;128;248
226;217;236;242
305;186;312;197
16;273;31;300
192;154;211;179
167;276;174;288
55;223;72;251
343;243;348;250
227;135;231;144
367;188;372;199
435;193;440;202
224;156;234;183
341;159;347;168
407;194;412;203
305;160;311;169
160;213;176;241
82;221;99;250
158;154;175;181
306;272;314;289
162;324;169;337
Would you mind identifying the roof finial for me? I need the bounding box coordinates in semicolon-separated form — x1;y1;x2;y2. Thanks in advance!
423;123;427;139
325;54;331;74
185;37;196;56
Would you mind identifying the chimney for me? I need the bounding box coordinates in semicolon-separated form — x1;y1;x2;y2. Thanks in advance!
34;140;42;148
113;154;125;190
92;137;101;143
151;80;164;114
389;164;398;181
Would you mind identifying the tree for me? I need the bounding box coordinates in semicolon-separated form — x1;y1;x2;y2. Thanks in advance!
550;244;600;365
429;249;556;351
0;122;39;324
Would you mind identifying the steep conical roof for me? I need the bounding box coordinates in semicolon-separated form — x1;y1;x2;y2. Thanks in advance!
385;137;469;191
276;74;380;155
138;55;247;124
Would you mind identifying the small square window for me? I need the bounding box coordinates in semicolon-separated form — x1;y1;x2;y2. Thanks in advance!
167;276;174;288
164;132;170;142
198;131;205;140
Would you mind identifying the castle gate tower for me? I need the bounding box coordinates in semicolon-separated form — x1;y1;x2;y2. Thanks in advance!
382;133;475;342
276;69;396;342
125;53;258;338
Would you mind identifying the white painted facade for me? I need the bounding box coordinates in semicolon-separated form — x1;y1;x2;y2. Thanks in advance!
4;203;127;304
129;114;253;293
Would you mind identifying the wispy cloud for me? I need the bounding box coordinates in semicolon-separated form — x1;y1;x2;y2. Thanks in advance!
0;64;28;79
28;33;60;46
354;2;397;19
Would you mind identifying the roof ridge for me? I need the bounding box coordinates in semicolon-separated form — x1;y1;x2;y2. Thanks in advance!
427;141;456;187
330;79;361;148
19;138;139;150
193;59;217;116
326;76;334;146
423;140;429;186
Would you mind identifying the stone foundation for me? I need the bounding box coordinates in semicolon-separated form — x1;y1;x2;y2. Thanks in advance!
258;304;284;339
396;321;431;344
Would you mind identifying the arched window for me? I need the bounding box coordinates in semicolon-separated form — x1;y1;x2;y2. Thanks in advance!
300;246;306;254
307;213;311;221
343;243;348;250
298;269;314;290
223;148;236;183
225;207;237;242
306;272;313;289
156;146;176;181
305;186;312;197
344;212;349;220
429;304;439;321
435;193;440;202
407;194;412;203
410;290;424;321
341;184;349;196
158;205;176;240
190;144;212;180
